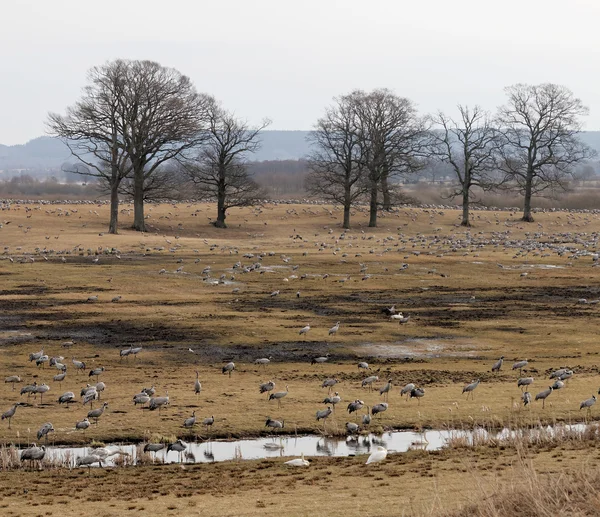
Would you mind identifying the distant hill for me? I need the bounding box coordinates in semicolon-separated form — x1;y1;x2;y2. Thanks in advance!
1;130;598;171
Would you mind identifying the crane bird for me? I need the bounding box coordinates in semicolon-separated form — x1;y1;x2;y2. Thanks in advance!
357;362;369;370
95;381;106;400
53;372;67;387
119;347;132;360
21;444;46;468
400;383;416;400
36;355;49;368
20;382;38;400
222;362;235;377
37;422;54;442
167;439;188;462
284;453;310;467
550;368;567;379
379;379;393;401
87;402;108;426
75;418;90;434
512;360;528;375
72;357;86;374
535;386;553;408
580;395;596;414
366;446;388;465
410;387;425;404
254;357;272;367
144;442;166;460
559;370;574;382
58;391;76;407
1;403;19;428
551;379;565;391
133;392;150;407
517;377;534;391
522;391;532;407
194;371;202;395
462;379;480;400
203;415;215;433
311;354;330;365
391;314;410;324
265;417;284;430
269;385;289;408
316;406;333;429
183;411;196;428
362;407;371;426
347;400;364;420
328;322;340;336
371;403;388;418
491;356;504;372
4;375;22;391
149;391;169;413
35;383;50;404
142;386;156;397
362;375;379;391
76;454;103;471
346;422;359;435
89;367;105;380
29;349;44;362
321;378;339;393
259;380;275;399
299;324;311;337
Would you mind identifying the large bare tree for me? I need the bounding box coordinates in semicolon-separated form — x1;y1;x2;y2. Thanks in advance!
430;105;501;226
47;61;131;234
351;89;428;227
305;94;366;229
497;83;594;222
117;60;214;231
182;103;269;227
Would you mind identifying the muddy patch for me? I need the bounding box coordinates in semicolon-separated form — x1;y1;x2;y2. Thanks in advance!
354;337;482;359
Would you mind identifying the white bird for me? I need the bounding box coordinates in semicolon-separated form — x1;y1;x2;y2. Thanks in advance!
299;324;311;336
366;446;388;465
284;453;310;467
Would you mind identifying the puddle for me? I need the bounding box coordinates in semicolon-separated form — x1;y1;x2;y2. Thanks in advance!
354;338;478;358
23;424;590;467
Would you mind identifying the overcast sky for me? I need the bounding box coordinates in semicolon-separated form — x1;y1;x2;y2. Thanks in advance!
1;0;599;145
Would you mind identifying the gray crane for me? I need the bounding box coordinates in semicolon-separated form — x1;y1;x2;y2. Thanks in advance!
259;380;275;399
549;368;567;379
517;377;534;391
144;443;166;456
149;391;170;413
89;366;105;380
328;322;340;336
357;362;369;370
21;443;45;468
491;356;504;372
142;385;156;397
316;406;333;429
83;388;98;408
222;362;235;377
362;375;379;391
72;357;86;374
203;415;215;433
133;392;150;407
410;387;425;404
379;379;393;401
347;400;364;419
322;391;341;410
311;354;330;365
321;378;339;393
512;360;528;375
120;347;133;360
36;355;49;368
75;418;90;434
265;417;284;430
400;383;416;399
362;407;371;426
88;402;108;426
1;403;19;428
58;391;76;407
95;382;106;400
35;383;50;404
535;386;553;408
371;402;388;417
194;371;202;395
254;357;272;367
183;411;196;428
29;349;44;362
53;372;67;387
168;439;187;462
522;391;532;407
346;422;359;434
37;422;54;443
20;382;37;400
559;370;574;382
4;375;22;391
580;395;596;414
76;454;102;471
269;385;289;408
462;379;480;400
551;379;565;391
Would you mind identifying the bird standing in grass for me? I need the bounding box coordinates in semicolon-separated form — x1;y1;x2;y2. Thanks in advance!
462;379;480;400
366;446;388;465
491;356;504;372
535;387;553;408
222;362;235;377
299;324;311;337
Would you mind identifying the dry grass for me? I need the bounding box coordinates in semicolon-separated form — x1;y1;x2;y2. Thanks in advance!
0;201;600;514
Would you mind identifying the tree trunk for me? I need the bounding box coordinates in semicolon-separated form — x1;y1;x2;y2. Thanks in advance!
522;174;534;222
132;171;146;232
215;185;227;228
461;186;471;227
381;170;391;211
368;182;378;227
343;204;351;229
109;181;119;234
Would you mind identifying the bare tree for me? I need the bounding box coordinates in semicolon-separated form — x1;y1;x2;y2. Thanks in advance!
305;94;367;229
430;105;501;226
351;89;428;227
47;61;131;234
182;103;269;227
117;60;214;231
497;83;595;222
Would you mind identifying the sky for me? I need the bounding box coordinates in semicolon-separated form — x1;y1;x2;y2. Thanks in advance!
1;0;599;145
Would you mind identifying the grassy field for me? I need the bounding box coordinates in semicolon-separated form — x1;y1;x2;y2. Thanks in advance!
1;201;600;515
